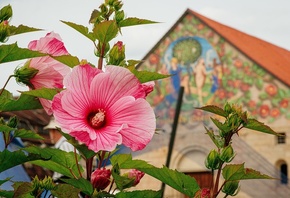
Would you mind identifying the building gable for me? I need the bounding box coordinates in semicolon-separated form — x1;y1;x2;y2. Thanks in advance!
139;9;290;126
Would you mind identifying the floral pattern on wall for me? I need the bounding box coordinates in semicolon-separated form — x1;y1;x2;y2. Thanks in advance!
141;14;290;129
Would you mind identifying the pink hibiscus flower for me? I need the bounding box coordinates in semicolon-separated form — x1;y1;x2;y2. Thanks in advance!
15;32;71;115
52;64;156;152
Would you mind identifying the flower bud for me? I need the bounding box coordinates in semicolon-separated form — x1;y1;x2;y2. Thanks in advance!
91;168;111;191
14;61;39;88
224;103;232;115
205;149;220;170
7;116;18;128
127;169;145;186
106;0;115;6
195;188;211;198
113;1;123;11
227;113;241;131
108;41;125;65
0;5;13;21
115;10;124;23
41;176;55;190
201;188;210;198
99;3;108;17
222;180;240;196
0;20;9;42
220;145;235;163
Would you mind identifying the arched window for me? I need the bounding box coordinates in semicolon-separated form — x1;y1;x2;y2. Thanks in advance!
280;163;288;184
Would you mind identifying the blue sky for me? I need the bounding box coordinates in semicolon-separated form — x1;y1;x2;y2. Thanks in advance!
1;0;290;95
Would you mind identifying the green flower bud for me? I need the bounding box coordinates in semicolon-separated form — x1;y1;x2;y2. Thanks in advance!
7;116;18;128
222;180;240;196
0;5;13;22
107;0;116;7
99;3;108;17
227;113;241;131
42;176;55;190
0;20;9;42
14;61;39;88
113;1;123;11
220;145;235;163
115;10;124;23
205;149;220;170
108;41;125;65
224;103;232;115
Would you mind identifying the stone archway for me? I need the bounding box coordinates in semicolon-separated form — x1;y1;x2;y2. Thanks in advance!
168;145;212;197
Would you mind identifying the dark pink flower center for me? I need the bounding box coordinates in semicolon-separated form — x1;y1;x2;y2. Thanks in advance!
88;109;106;129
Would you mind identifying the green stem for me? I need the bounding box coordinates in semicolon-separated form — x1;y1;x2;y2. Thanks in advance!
74;148;82;178
0;75;15;96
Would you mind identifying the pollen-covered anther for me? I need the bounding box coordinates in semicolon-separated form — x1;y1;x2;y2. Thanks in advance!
90;109;106;128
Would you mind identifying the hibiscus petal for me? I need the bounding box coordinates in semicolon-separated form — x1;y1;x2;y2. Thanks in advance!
64;64;101;108
28;32;69;56
90;66;146;109
108;96;156;151
70;126;122;152
39;98;53;115
52;92;88;132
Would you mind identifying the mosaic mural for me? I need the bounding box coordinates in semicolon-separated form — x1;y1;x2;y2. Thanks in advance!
141;14;290;129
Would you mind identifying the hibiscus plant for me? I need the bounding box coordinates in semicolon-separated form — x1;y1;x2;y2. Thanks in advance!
0;1;279;198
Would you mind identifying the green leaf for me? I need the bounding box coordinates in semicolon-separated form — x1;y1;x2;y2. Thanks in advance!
196;105;228;117
9;25;42;36
51;55;80;68
210;117;230;133
73;144;96;160
116;190;162;198
0;124;14;132
110;154;200;197
222;163;274;181
0;90;42;112
0;43;46;64
0;190;13;198
61;178;93;196
0;178;12;186
13;182;34;198
112;164;135;191
59;132;96;160
204;127;224;148
61;21;95;41
0;149;47;173
88;9;101;24
127;65;170;83
244;118;279;136
51;183;81;198
21;88;63;100
13;129;44;140
119;17;158;27
24;146;83;178
93;20;119;43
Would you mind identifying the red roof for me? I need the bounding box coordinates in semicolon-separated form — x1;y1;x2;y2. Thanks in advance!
187;9;290;87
